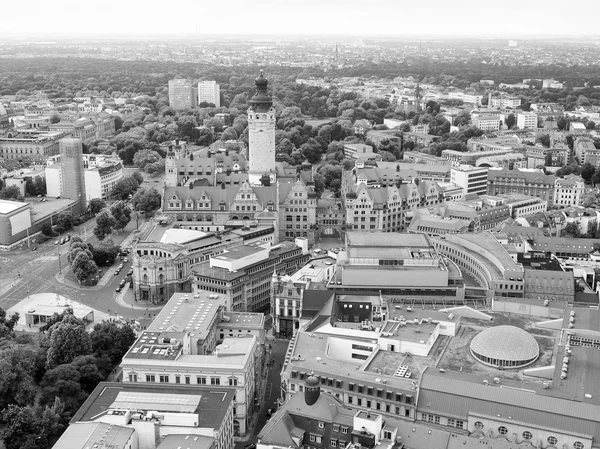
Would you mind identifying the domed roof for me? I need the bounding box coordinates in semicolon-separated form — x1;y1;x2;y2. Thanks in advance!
249;70;272;111
255;70;268;87
470;325;539;363
305;373;319;388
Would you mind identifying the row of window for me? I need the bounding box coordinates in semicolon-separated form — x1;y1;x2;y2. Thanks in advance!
473;422;582;449
141;374;238;386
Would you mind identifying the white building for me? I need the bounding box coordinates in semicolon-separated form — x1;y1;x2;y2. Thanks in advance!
554;175;585;207
119;292;258;436
450;165;489;196
248;72;276;185
197;81;221;108
45;160;123;205
472;115;501;132
516;112;538;130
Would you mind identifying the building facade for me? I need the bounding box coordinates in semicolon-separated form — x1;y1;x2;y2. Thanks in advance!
169;79;196;110
450;165;489;196
198;81;221;108
487;167;555;207
554;175;585;207
59;138;86;212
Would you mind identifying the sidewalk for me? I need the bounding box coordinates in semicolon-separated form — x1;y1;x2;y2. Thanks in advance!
114;285;163;311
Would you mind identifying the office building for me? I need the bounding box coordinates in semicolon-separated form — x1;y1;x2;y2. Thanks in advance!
487;167;555;207
59;138;86;212
198;81;220;108
192;240;310;312
119;292;262;436
555;175;585;207
472;115;501;132
59;382;234;449
169;79;196;110
248;71;277;185
516;112;538;130
450;165;488;196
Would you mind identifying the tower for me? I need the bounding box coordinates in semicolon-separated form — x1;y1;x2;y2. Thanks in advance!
165;146;177;187
59;138;86;213
248;71;276;186
304;373;320;406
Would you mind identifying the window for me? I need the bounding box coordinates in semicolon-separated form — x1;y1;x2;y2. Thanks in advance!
211;377;220;385
548;437;558;446
331;440;337;448
316;436;322;444
367;387;373;396
474;421;484;430
175;376;180;384
349;383;355;392
229;377;238;386
574;442;584;449
197;377;207;385
146;374;155;382
498;426;508;435
159;375;169;383
318;422;324;429
185;376;190;384
358;385;364;394
523;431;532;440
310;436;315;443
352;353;368;360
341;427;348;434
333;425;339;433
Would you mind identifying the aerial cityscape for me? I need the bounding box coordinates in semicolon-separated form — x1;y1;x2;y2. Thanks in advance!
1;2;600;449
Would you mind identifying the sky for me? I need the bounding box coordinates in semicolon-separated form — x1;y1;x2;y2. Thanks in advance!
2;0;600;38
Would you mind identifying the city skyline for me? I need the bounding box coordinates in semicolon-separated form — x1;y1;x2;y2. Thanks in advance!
3;0;600;38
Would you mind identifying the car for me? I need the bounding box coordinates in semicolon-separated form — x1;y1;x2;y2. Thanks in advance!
114;269;120;275
119;280;126;287
127;268;133;276
118;264;124;270
31;246;38;251
245;444;256;449
65;235;71;242
60;238;66;245
123;258;128;263
54;240;60;245
115;285;122;293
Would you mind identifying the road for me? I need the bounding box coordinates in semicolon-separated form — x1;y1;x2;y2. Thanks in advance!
0;218;156;325
235;338;289;449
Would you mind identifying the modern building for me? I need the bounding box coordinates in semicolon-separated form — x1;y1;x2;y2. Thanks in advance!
574;137;597;164
472;115;501;132
476;153;527;169
402;151;450;166
192;240;310;312
59;137;86;212
450;165;488;196
555;175;585;207
169;79;197;110
376;161;451;182
119;292;260;436
61;382;235;449
516;112;538;130
487;167;555;207
248;71;277;185
197;81;220;108
343;143;377;160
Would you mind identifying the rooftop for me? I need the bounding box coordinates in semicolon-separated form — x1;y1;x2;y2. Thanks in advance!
0;199;28;214
51;422;134;449
71;382;235;430
470;325;539;362
346;232;431;249
149;292;224;336
211;243;267;262
157;435;215;449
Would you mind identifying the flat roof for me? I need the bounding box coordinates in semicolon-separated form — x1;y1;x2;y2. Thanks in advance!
346;232;431;249
71;382;234;430
52;422;134;449
221;311;264;328
211;244;266;262
157;435;215;449
0;199;27;214
30;198;76;218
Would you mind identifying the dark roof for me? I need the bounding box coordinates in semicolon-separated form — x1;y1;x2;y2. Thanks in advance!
70;382;234;430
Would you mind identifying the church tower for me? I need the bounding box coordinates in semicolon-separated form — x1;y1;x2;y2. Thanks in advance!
248;70;276;186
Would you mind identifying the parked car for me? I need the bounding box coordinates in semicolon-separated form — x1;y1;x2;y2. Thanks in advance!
31;246;38;251
115;285;122;292
122;258;129;263
54;240;60;245
114;269;120;275
65;235;71;242
127;268;134;276
245;444;256;449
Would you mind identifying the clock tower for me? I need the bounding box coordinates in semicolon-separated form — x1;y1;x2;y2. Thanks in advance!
248;70;276;186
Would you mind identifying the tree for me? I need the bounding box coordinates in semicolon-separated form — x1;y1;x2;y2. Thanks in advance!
111;175;140;200
0;345;38;410
90;243;120;267
45;315;92;369
220;127;238;141
131;171;144;185
0;185;23;201
32;176;46;196
40;364;87;413
69;355;105;393
536;134;551;148
49;112;61;124
561;222;582;238
581;162;595;183
505;113;516;129
55;212;74;232
109;201;131;232
90;322;136;367
70;252;98;283
1;400;65;449
41;223;53;237
131;188;161;217
93;210;116;241
133;149;163;169
89;198;106;215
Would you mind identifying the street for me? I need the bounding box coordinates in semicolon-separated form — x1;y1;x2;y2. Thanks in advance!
235;338;290;449
0;217;156;325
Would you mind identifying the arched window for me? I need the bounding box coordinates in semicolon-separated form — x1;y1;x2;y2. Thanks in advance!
498;426;508;435
474;422;484;431
158;274;164;284
548;437;558;446
523;431;532;440
143;274;148;284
